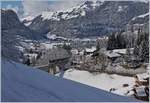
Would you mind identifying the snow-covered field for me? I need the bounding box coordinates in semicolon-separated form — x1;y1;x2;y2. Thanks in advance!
59;69;136;96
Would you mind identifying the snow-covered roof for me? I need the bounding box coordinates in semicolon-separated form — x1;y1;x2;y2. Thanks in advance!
24;53;38;60
71;49;79;54
104;48;134;58
113;48;134;54
104;51;121;58
117;6;123;12
85;47;96;53
35;48;70;66
1;59;139;102
136;73;149;81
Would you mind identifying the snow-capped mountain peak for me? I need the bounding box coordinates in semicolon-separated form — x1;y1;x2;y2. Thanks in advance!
21;16;35;26
40;0;104;21
41;11;60;21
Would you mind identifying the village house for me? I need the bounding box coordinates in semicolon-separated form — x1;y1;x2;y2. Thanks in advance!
133;73;149;101
70;49;86;69
125;55;142;69
84;47;96;55
96;36;108;49
133;86;149;101
104;48;131;61
34;48;71;74
22;43;47;65
71;54;83;68
102;48;142;68
104;50;121;62
134;73;149;86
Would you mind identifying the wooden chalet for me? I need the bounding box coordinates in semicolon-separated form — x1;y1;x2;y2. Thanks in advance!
104;50;121;62
133;73;149;101
133;86;149;101
125;56;142;68
34;48;71;74
135;73;149;86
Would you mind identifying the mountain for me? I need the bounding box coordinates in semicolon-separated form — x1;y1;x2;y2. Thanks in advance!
1;9;42;62
1;9;42;40
128;12;149;25
1;59;140;102
28;1;149;38
21;16;35;26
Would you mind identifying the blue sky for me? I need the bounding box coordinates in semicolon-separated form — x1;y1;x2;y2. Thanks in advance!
1;1;57;8
1;1;24;17
1;1;22;8
1;1;56;12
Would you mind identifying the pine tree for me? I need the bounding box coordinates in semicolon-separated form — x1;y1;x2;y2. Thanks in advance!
134;32;149;63
141;33;149;62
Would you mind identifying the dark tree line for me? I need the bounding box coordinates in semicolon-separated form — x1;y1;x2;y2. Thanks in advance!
107;31;126;50
107;28;149;63
134;30;149;63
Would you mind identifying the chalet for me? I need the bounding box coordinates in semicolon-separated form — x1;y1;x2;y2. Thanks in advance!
24;43;46;54
84;47;96;55
102;48;133;62
101;48;141;68
133;72;149;101
96;37;108;49
71;49;79;55
113;48;134;55
71;54;84;68
133;86;149;101
23;53;38;66
135;73;149;86
71;58;83;66
125;56;142;68
34;48;71;74
104;50;121;62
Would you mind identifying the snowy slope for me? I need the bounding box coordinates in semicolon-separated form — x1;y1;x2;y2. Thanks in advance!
40;1;103;21
1;59;139;102
60;69;136;96
132;12;149;21
41;11;60;21
21;16;35;26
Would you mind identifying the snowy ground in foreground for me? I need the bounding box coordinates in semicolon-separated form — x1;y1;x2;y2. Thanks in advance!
2;59;139;102
57;69;136;96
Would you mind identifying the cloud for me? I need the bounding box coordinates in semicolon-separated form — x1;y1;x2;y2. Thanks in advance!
49;0;83;12
22;0;84;17
22;0;148;17
22;0;50;17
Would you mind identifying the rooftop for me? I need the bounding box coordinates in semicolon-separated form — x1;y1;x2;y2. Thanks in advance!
104;51;121;58
35;48;70;66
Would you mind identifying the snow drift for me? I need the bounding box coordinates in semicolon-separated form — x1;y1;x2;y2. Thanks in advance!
1;59;140;102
